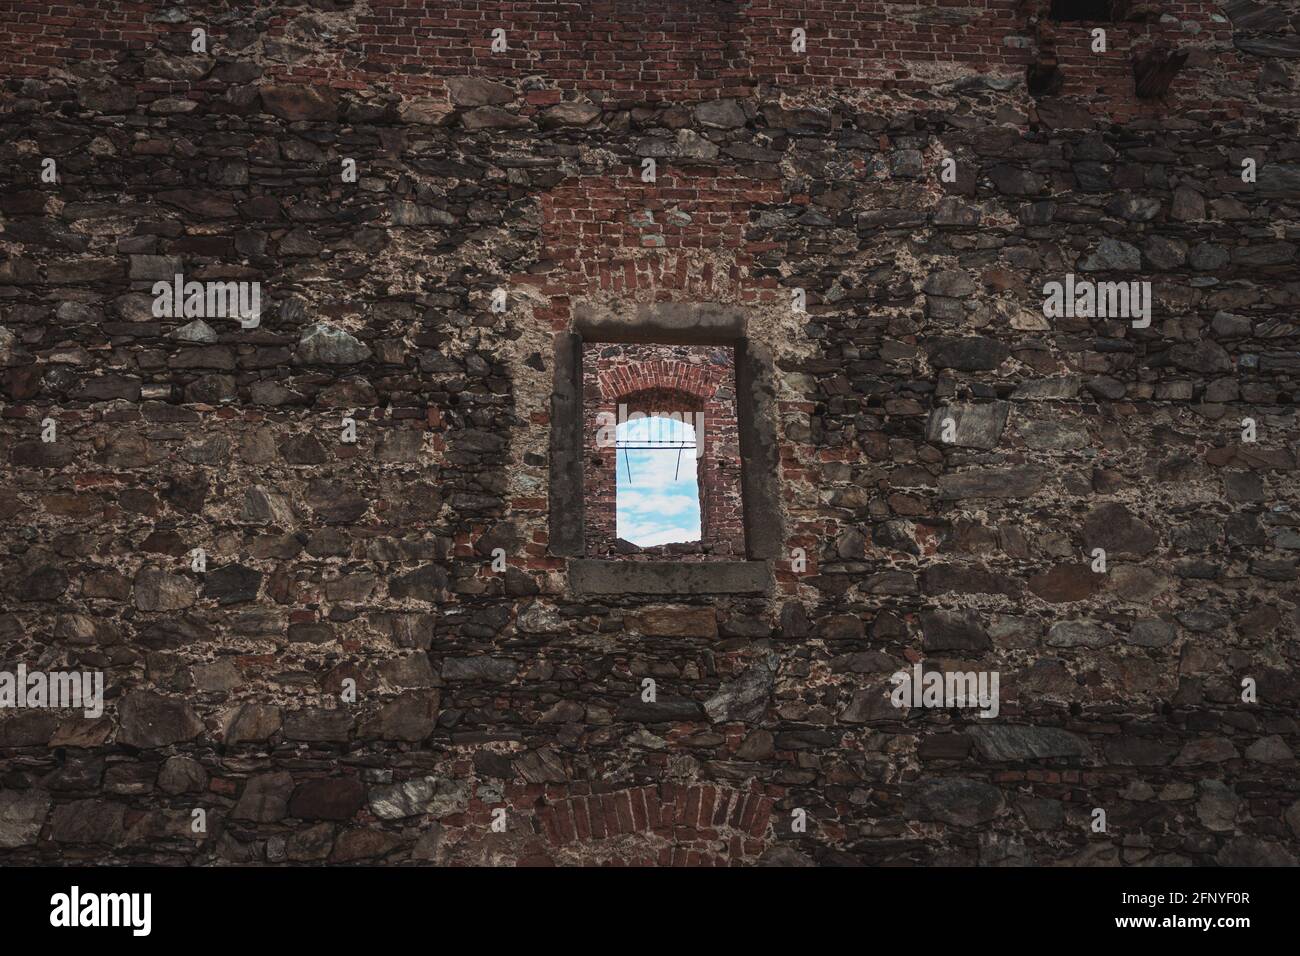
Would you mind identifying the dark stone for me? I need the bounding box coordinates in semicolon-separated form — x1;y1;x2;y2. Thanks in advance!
116;692;204;748
260;85;338;121
921;610;992;652
704;656;776;723
16;565;68;601
284;708;355;743
0;790;51;848
569;560;770;595
966;725;1089;761
1083;503;1157;558
50;799;124;845
928;337;1011;371
939;469;1044;500
906;778;1005;826
289;777;365;821
203;564;263;604
925;402;1009;449
389;565;449;602
233;772;294;822
616;696;704;723
223;703;283;744
1028;564;1102;603
358;691;439;742
441;657;516;683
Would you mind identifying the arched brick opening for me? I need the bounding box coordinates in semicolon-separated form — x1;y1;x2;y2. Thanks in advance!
597;359;726;406
582;344;744;559
535;784;776;866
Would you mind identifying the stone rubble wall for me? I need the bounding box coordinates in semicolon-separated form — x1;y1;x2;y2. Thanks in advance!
0;0;1298;865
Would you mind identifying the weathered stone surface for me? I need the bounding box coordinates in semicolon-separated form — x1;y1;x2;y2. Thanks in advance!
116;692;204;748
923;269;977;298
1078;238;1141;271
626;606;718;638
1127;619;1177;647
4;4;1299;871
289;777;365;821
1244;734;1293;764
330;827;403;863
695;98;746;128
704;657;776;723
939;469;1043;499
616;696;704;723
368;776;470;820
296;323;372;365
284;708;354;743
78;81;136;113
286;823;335;861
0;790;50;848
157;756;207;795
925;402;1009;450
260;85;337;121
541;102;602;128
398;98;454;126
921;610;991;652
389;565;448;602
1174;738;1239;765
1215;837;1297;866
358;691;439;742
1047;618;1110;649
966;725;1089;761
441;657;516;683
462;106;531;130
1028;565;1102;603
233;772;294;822
1104;737;1176;766
133;568;197;611
512;747;568;783
242;486;296;526
204;564;263;604
928;337;1010;370
49;799;124;845
389;201;456;227
222;703;283;744
446;77;514;106
906;778;1005;826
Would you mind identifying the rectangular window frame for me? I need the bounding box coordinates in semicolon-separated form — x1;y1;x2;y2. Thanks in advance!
549;302;781;596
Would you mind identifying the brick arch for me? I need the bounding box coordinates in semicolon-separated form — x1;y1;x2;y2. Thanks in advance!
598;358;726;406
619;386;705;415
536;783;777;866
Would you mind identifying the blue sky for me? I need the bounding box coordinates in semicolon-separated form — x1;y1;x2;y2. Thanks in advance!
616;416;701;546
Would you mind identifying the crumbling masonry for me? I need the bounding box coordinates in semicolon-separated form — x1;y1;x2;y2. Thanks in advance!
1;0;1299;866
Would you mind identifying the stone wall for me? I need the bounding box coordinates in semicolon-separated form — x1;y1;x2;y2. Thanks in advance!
0;0;1298;866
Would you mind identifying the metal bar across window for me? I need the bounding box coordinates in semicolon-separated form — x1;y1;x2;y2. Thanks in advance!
615;443;698;449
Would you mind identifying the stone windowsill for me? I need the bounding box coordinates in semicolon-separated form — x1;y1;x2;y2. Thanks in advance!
568;559;772;596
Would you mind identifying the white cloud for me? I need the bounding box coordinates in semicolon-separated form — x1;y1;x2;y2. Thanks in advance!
618;488;695;517
614;446;702;488
615;420;702;546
